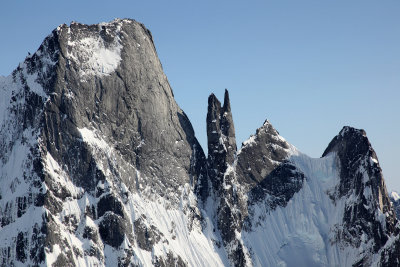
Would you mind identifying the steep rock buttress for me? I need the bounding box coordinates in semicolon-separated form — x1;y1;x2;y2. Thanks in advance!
205;90;249;266
0;19;212;266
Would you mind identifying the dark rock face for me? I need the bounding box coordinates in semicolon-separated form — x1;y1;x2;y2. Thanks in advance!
323;127;398;261
206;89;236;191
236;121;290;186
248;161;304;208
205;90;248;266
99;213;127;248
153;252;187;267
0;19;206;266
82;226;100;243
134;216;162;251
43;19;206;200
323;127;388;200
235;120;305;207
41;18;206;262
97;194;125;218
16;232;27;263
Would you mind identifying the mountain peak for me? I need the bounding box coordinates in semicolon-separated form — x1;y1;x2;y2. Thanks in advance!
322;126;370;158
206;89;236;165
339;125;366;138
321;126;396;258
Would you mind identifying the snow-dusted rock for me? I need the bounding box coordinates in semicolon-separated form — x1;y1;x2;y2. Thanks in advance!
0;18;399;267
0;18;212;267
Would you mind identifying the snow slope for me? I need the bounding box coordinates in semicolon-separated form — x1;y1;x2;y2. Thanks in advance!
243;152;352;266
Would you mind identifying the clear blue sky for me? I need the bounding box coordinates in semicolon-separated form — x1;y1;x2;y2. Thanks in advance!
1;1;399;190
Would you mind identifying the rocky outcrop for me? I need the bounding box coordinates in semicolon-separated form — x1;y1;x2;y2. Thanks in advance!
322;127;398;265
235;120;304;208
206;89;236;192
205;90;248;266
0;19;208;266
44;19;206;201
323;127;397;252
1;18;400;267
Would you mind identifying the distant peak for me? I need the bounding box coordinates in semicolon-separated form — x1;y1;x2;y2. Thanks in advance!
322;126;372;158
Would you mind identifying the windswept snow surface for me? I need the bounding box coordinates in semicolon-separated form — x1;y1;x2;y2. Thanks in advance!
243;151;359;267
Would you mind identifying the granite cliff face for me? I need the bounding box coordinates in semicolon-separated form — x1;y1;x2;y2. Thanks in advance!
0;19;209;266
1;18;400;266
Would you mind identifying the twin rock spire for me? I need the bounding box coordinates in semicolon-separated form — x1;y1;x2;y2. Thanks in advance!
206;89;237;190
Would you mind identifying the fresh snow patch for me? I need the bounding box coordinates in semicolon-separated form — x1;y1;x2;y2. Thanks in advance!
67;33;122;78
78;127;110;152
46;244;62;266
242;135;256;147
